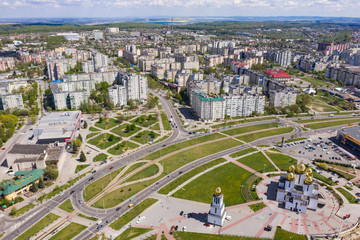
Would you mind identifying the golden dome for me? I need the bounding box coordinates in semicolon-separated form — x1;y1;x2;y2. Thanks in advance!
305;176;313;185
288;165;295;173
305;168;313;176
287;173;295;181
215;187;222;195
296;163;306;174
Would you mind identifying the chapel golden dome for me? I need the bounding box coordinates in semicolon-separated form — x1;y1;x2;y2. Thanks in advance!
215;187;222;195
296;163;306;174
288;165;295;173
287;172;295;181
305;168;313;176
305;176;313;185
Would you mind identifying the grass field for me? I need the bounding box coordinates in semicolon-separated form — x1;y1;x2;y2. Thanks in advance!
130;130;159;144
86;132;99;139
83;167;123;201
110;198;158;230
58;199;74;213
49;222;86;240
10;204;35;217
15;213;60;240
161;112;171;130
159;158;227;195
107;141;139;155
78;213;97;221
274;227;306;240
249;202;267;212
313;172;336;186
336;187;358;204
150;123;160;130
222;123;279;136
89;126;100;132
230;148;257;158
75;164;90;173
265;152;297;171
111;124;141;137
212;116;277;129
131;115;158;127
173;163;251;206
114;227;151;240
95;118;119;130
126;164;159;182
238;152;277;172
173;231;263;240
93;153;108;162
237;127;293;142
301;76;337;88
145;133;226;160
88;133;121;149
307;119;360;129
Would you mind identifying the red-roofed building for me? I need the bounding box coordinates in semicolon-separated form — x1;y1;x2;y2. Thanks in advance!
264;70;293;82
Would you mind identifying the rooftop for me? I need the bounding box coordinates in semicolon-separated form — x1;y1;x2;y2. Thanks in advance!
8;144;48;155
0;169;44;196
264;70;291;78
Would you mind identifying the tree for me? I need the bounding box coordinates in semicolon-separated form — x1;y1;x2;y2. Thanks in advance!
98;117;103;123
318;162;328;170
108;134;114;141
72;142;78;152
30;182;38;192
78;134;83;142
79;151;86;162
10;207;17;216
83;121;88;129
38;177;45;189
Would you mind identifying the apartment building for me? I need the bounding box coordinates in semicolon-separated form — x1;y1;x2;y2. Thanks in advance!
224;94;265;117
0;94;24;111
191;89;226;121
269;90;297;107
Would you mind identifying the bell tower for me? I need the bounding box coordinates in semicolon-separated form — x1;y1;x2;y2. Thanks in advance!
207;187;226;226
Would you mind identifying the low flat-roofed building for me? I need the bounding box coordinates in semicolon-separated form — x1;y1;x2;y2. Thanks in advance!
33;111;82;144
0;169;44;201
337;125;360;157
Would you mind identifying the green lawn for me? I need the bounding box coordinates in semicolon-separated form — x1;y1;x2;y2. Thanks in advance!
173;231;264;240
222;123;279;136
75;164;90;173
88;133;121;149
15;213;60;240
49;222;86;240
274;227;306;240
108;141;140;155
126;164;159;182
10;204;35;217
131;115;158;127
78;213;97;221
95;118;119;130
110;198;158;230
122;162;145;177
249;202;267;212
86;132;99;139
94;138;242;208
173;163;251;206
212;116;277;129
307;119;360;129
111;124;141;137
145;133;226;160
159;158;227;195
89;126;100;132
150;123;160;130
161;112;171;130
336;187;358;204
83;168;124;201
230;148;257;158
238;152;277;173
114;227;151;240
313;172;336;186
237;127;293;142
301;76;337;88
130;130;159;144
58;199;74;213
265;152;297;171
93;153;108;162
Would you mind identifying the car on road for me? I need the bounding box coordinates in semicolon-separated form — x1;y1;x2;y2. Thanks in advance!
106;218;111;223
59;192;64;196
92;170;96;174
175;225;178;230
109;166;114;170
183;226;187;231
128;203;134;208
178;171;183;174
97;225;103;230
180;211;184;216
89;177;94;181
70;190;74;194
1;147;5;150
78;199;83;204
204;223;210;227
116;207;121;211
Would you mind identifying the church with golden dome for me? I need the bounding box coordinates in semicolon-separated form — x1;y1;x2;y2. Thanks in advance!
208;187;227;226
276;163;319;213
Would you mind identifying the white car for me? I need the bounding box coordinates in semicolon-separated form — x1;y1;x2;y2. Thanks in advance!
183;226;187;231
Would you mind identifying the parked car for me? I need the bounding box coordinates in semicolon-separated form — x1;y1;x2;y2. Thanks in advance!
97;225;103;230
264;225;272;231
92;170;97;174
180;211;184;216
109;166;114;170
116;207;121;211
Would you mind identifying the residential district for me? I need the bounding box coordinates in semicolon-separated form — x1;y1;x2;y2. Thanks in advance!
1;21;360;240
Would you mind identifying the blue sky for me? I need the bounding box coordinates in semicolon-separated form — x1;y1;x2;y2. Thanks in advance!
0;0;359;18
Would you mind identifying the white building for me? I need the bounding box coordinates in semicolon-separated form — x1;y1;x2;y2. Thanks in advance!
269;90;297;108
207;187;226;226
0;94;24;111
276;164;319;213
191;90;225;121
224;94;265;117
108;85;127;107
